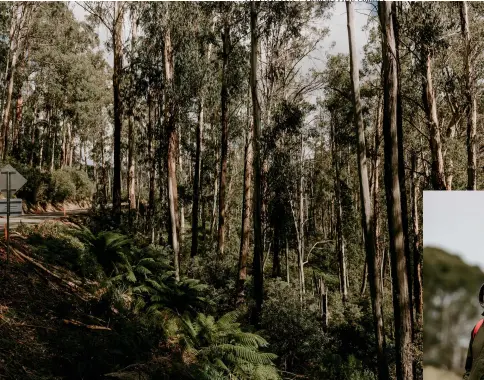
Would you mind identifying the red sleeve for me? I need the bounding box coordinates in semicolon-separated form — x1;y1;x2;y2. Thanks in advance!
473;319;484;340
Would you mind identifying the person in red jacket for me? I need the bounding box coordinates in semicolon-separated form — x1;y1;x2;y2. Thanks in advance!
463;284;484;380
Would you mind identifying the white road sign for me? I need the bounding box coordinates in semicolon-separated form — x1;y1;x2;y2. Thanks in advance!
0;198;22;216
0;164;27;193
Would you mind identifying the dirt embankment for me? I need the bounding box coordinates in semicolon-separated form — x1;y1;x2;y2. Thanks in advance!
0;224;133;379
23;201;91;214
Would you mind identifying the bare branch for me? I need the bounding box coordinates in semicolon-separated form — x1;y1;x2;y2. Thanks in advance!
76;1;113;33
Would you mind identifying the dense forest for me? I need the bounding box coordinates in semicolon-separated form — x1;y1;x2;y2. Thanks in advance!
3;1;481;379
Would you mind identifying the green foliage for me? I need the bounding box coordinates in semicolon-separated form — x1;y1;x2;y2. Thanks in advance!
180;311;280;380
24;221;103;280
64;168;94;202
5;160;94;206
74;227;133;276
261;279;330;377
136;274;210;319
14;163;52;204
51;169;77;203
261;279;380;379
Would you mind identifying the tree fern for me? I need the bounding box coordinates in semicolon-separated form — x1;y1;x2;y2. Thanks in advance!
179;312;280;380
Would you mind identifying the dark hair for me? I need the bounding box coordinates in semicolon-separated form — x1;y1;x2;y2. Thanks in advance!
479;283;484;308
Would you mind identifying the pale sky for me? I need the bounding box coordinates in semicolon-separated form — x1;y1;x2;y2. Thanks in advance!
423;191;484;268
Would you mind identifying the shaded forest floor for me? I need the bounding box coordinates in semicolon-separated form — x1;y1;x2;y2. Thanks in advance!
0;226;154;380
0;214;407;380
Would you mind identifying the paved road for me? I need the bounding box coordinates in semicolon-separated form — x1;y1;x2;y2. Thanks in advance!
0;209;88;231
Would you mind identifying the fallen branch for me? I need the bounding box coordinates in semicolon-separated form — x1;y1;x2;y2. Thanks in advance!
7;244;92;302
63;319;111;331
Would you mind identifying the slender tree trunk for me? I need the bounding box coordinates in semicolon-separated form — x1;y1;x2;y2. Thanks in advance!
164;25;180;281
191;100;204;258
50;127;56;172
66;123;72;167
347;4;389;377
13;93;22;160
127;11;137;210
127;114;136;209
272;230;281;278
360;259;367;295
147;91;155;233
251;1;263;326
1;8;15;159
61;126;66;168
461;2;477;190
112;2;124;222
236;121;253;306
298;136;306;299
286;238;290;285
2;34;18;160
39;128;43;169
190;23;214;258
211;150;219;237
201;191;206;242
30;106;37;166
217;22;230;257
374;96;385;333
411;152;423;326
332;117;347;304
179;148;185;242
379;3;414;379
420;47;446;190
393;1;414;342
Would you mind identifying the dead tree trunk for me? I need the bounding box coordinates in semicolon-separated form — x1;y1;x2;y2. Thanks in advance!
314;272;328;332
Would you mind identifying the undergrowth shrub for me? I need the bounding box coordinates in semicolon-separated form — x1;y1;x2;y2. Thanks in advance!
51;169;77;203
179;311;280;380
261;278;378;380
22;221;103;280
2;159;93;205
14;163;51;204
190;249;238;316
15;220;281;380
64;167;93;202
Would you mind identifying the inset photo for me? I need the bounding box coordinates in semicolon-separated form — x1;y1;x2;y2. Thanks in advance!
424;191;484;380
